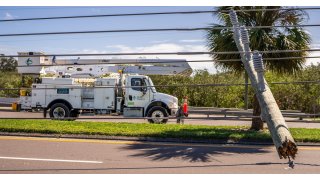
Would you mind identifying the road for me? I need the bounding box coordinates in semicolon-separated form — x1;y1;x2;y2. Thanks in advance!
0;136;319;174
1;108;320;128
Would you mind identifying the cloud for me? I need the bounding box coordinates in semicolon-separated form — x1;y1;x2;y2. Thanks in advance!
136;43;185;52
3;12;14;20
103;43;216;73
306;51;320;66
101;42;320;73
179;39;205;43
105;43;207;53
0;42;216;73
0;44;20;55
304;43;320;66
310;43;320;48
89;8;103;14
151;40;171;44
105;45;133;52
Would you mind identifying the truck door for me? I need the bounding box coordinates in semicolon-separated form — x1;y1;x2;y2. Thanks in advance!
125;77;150;108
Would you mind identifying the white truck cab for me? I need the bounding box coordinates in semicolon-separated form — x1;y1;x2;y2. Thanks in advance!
124;74;178;123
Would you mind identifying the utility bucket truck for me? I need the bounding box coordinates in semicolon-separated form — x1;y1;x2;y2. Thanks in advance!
16;52;192;124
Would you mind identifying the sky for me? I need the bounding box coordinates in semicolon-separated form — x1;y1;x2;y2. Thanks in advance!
1;6;320;73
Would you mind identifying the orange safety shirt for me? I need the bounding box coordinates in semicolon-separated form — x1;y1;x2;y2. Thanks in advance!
183;102;188;113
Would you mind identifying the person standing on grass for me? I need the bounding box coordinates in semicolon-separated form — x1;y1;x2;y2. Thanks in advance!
176;96;188;124
183;96;188;117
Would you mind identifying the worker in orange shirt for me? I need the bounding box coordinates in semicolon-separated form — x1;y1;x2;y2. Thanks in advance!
176;96;188;124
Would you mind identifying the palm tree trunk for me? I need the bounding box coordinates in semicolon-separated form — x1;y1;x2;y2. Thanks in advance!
250;94;264;131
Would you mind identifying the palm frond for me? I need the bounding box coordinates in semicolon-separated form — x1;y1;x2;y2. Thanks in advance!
206;6;311;75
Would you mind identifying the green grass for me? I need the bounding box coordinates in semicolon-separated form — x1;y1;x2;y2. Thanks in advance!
0;119;319;143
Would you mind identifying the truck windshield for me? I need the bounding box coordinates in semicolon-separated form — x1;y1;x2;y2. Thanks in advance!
148;78;157;93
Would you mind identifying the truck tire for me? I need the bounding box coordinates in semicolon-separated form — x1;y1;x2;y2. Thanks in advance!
147;106;169;124
49;103;71;120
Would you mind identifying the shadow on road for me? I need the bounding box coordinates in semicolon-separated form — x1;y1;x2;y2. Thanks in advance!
120;143;269;163
115;126;273;163
114;127;278;162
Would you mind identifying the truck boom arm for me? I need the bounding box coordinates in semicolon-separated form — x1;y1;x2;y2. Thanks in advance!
17;52;192;77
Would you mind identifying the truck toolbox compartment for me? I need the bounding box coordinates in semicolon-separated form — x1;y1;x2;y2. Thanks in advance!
123;107;143;117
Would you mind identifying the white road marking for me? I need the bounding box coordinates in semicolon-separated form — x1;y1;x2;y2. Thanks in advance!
0;156;103;164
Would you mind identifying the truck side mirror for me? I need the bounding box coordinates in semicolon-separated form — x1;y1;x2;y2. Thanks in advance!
142;78;147;95
142;87;147;95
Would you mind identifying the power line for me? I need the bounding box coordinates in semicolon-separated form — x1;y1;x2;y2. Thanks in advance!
14;56;320;67
0;31;181;43
1;52;209;58
248;24;320;29
2;48;320;58
1;7;320;22
0;7;95;11
0;11;217;22
0;28;210;37
1;24;320;37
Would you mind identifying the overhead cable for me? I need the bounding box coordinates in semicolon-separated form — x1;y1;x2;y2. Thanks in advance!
1;24;320;37
1;7;320;22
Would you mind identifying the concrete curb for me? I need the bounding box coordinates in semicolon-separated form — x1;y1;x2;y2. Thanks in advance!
1;131;319;146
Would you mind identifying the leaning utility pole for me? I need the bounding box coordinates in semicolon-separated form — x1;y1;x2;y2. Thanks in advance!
229;11;298;160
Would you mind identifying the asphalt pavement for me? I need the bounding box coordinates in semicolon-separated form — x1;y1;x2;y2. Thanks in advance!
0;136;319;174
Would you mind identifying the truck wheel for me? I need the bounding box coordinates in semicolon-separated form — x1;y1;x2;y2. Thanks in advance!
147;106;169;124
49;103;70;119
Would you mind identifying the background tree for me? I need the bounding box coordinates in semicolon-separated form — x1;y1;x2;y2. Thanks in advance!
206;6;311;130
0;56;17;72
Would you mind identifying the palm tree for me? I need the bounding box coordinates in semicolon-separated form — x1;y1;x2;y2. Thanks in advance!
207;6;311;130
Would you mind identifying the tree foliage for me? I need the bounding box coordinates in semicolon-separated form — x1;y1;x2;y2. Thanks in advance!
207;6;311;74
150;64;320;114
0;57;17;72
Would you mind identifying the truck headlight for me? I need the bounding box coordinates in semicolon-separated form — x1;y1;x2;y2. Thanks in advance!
168;102;178;109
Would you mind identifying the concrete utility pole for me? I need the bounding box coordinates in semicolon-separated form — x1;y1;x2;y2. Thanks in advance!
229;11;298;159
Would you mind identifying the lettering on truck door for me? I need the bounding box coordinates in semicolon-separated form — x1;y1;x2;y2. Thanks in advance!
126;77;150;108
